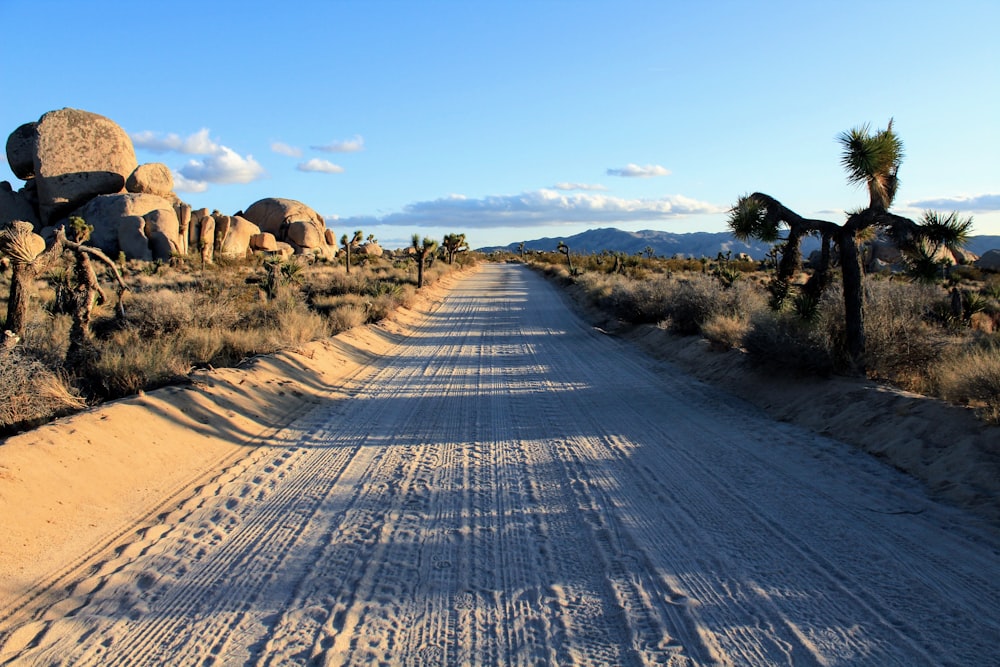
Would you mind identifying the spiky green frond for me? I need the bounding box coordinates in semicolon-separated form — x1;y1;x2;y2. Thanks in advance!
837;120;904;209
920;210;973;251
728;195;780;243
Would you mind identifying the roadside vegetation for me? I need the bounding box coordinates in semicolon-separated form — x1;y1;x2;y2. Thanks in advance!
0;236;478;435
518;248;1000;424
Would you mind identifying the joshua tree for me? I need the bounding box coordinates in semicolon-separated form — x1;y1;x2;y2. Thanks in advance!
60;217;128;367
412;234;438;289
0;221;54;340
341;229;363;274
517;241;525;259
729;120;971;371
442;233;469;265
557;241;574;273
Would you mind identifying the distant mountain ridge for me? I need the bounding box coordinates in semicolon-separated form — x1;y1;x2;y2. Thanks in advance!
479;227;1000;260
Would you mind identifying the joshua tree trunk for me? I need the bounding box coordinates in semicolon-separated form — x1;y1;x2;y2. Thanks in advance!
838;229;866;369
4;262;37;339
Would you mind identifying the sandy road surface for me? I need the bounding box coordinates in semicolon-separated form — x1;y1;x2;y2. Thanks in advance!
2;263;998;666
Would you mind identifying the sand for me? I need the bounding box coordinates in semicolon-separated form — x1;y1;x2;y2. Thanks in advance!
0;263;996;665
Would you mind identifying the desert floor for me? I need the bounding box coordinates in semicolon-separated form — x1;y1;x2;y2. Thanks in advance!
0;263;998;665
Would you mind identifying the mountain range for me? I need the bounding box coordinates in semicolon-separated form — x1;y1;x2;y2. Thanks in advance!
478;227;1000;260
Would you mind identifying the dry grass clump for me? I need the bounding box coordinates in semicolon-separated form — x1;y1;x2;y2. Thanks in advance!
0;349;85;433
862;280;953;391
935;341;1000;423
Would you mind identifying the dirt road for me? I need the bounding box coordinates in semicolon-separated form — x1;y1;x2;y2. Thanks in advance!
2;263;998;666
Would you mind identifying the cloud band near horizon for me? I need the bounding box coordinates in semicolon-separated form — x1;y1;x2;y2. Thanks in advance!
335;189;723;229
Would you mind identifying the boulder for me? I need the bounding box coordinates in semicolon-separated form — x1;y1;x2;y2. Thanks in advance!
974;249;1000;272
126;163;174;197
287;220;323;249
5;122;37;180
250;232;278;252
358;242;383;257
241;197;333;255
0;182;40;229
324;229;336;246
117;215;153;261
144;208;181;260
273;242;295;259
32;108;138;225
213;214;232;253
218;216;260;258
174;201;191;255
73;192;176;257
197;215;216;264
952;248;979;266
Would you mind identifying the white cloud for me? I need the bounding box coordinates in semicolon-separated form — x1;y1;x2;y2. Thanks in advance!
552;182;608;191
178;147;266;184
339;189;724;229
311;135;365;153
271;141;303;157
297;158;345;174
908;193;1000;213
132;128;221;155
172;171;209;193
607;163;671;178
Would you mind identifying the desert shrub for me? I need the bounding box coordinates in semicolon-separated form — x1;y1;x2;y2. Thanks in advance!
862;280;952;390
701;312;750;350
935;340;1000;423
744;309;838;375
328;304;367;332
0;349;86;432
124;288;197;336
86;329;191;397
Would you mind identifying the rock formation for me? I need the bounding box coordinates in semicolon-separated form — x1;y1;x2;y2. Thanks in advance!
242;197;335;259
31;108;138;225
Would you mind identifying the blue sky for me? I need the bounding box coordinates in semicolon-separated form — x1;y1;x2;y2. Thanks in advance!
2;0;998;249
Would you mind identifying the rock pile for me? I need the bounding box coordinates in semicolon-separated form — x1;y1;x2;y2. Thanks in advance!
2;108;336;263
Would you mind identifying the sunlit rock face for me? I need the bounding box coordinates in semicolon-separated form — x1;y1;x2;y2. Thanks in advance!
242;197;335;259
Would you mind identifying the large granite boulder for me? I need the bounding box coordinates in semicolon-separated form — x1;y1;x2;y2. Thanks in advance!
0;182;40;229
144;208;181;260
974;249;1000;272
31;109;138;226
117;215;153;261
74;192;177;258
250;232;278;252
5;123;37;180
218;216;260;258
126;163;174;198
358;242;383;257
241;197;334;257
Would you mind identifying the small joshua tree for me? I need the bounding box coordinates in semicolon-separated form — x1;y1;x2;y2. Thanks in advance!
412;234;438;289
341;229;363;274
557;241;574;273
0;221;51;340
60;217;128;367
442;233;469;265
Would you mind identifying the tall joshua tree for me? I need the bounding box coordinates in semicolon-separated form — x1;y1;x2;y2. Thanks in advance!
729;120;971;371
412;234;438;289
341;229;363;274
442;233;468;265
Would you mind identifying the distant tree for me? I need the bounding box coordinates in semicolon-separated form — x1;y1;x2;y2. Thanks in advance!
412;234;438;288
729;120;971;371
442;233;469;264
557;241;574;273
341;229;363;274
517;241;525;259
